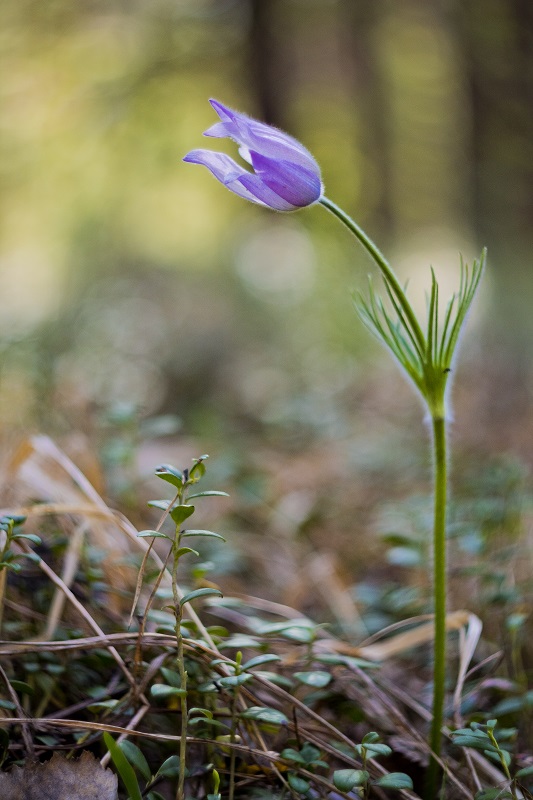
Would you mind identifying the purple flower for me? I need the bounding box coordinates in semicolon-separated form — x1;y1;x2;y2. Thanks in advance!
183;99;323;211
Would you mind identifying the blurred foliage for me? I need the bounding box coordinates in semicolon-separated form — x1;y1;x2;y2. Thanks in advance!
0;0;531;509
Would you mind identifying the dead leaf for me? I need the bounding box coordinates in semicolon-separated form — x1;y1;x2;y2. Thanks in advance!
0;751;118;800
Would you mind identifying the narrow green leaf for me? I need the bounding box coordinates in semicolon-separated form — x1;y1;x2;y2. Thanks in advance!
137;530;172;540
119;740;152;783
104;732;143;800
188;707;212;719
9;680;34;696
179;587;223;606
188;717;229;730
187;491;230;500
181;529;226;541
11;533;42;546
2;562;22;572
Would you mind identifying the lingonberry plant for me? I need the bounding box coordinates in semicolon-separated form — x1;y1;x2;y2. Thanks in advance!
184;98;485;799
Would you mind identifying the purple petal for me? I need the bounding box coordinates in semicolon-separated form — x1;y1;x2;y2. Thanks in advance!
203;121;231;138
184;101;323;211
233;173;298;211
250;151;322;207
209;99;234;123
208;99;321;176
184;148;281;208
183;149;245;184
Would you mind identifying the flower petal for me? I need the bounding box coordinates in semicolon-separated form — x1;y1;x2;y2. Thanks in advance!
183;149;265;205
250;151;322;207
184;149;295;208
184;100;323;212
183;149;244;183
208;99;320;175
232;173;298;211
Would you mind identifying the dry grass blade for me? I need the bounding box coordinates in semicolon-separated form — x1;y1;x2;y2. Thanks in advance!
453;612;483;724
16;540;142;695
355;610;473;662
3;435;219;650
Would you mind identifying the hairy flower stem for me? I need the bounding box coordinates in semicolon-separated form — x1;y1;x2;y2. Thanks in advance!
320;197;449;793
319;197;425;353
426;414;447;800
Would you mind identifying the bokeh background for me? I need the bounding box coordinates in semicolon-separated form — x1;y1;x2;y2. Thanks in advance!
1;0;532;626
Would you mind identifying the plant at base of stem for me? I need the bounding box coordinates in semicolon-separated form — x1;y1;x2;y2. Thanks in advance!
138;457;227;800
452;719;527;800
0;515;39;634
184;100;486;799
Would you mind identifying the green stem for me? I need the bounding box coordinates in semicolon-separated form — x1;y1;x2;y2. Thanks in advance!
173;536;188;800
228;693;238;800
425;414;447;800
487;728;516;798
320;197;452;795
319;197;426;353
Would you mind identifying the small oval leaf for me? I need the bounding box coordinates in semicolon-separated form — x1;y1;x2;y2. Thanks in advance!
170;505;195;526
333;769;369;791
155;755;183;779
376;773;414;790
150;684;187;699
242;654;281;670
294;671;332;688
240;706;288;725
176;547;200;558
217;674;252;688
287;773;310;793
155;464;184;488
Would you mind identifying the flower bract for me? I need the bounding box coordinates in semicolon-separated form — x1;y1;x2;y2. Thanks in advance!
183;99;323;211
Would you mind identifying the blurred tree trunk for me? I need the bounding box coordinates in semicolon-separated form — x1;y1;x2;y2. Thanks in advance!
339;0;393;237
458;0;533;248
457;0;533;435
248;0;289;128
